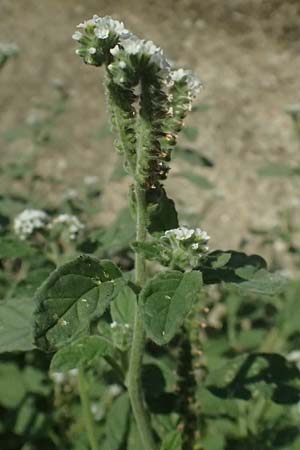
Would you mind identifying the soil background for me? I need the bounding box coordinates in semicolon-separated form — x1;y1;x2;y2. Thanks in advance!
1;0;300;268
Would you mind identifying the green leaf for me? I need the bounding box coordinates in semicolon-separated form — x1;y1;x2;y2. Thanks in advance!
211;252;231;269
234;268;287;295
176;171;214;189
147;188;179;234
182;126;198;142
33;255;123;352
0;237;34;259
110;285;136;326
258;164;300;178
105;392;130;450
206;353;300;405
0;297;35;353
127;421;144;450
50;335;114;372
160;430;182;450
200;250;267;284
95;208;135;257
175;146;214;167
131;240;169;265
141;271;202;345
0;363;26;408
2;126;28;143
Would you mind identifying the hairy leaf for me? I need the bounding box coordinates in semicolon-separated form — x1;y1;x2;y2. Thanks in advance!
147;188;179;234
0;237;34;259
110;285;136;326
206;353;300;404
160;430;182;450
141;271;202;345
0;297;35;353
50;335;114;372
34;255;123;352
198;250;285;294
104;392;130;450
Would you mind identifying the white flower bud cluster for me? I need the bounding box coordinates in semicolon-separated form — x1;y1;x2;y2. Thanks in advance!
49;214;84;240
170;69;203;97
73;15;201;97
13;209;49;240
161;226;210;269
76;15;130;39
50;368;78;385
164;226;210;249
110;321;130;329
13;209;84;241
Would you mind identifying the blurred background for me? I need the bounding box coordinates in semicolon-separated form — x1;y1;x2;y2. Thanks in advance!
1;0;300;272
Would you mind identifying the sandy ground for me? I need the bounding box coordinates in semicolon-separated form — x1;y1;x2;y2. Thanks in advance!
1;0;300;266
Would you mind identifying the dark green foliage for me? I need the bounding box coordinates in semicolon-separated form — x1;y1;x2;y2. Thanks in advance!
141;271;202;345
206;353;300;404
33;256;124;352
146;187;179;233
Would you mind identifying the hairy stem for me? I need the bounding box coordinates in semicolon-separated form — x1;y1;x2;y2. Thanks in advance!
128;184;157;450
78;367;99;450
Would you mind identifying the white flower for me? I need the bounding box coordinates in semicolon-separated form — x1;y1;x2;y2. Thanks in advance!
88;47;97;54
50;214;84;240
170;69;202;96
165;226;194;241
94;28;109;40
77;15;130;39
121;36;143;55
110;45;120;56
51;372;65;384
194;228;210;242
13;209;49;240
120;36;168;71
109;384;122;397
72;31;82;41
110;321;118;328
191;243;199;250
77;15;99;29
118;61;126;69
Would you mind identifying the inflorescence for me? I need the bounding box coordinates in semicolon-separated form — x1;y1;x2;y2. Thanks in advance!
14;209;84;241
72;15;202;196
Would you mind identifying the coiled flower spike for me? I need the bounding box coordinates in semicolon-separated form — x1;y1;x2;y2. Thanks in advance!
73;15;202;215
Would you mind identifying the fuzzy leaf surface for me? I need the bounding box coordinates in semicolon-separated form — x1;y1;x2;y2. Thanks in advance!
33;255;123;352
160;430;182;450
0;297;35;353
104;392;130;450
141;271;202;345
50;335;114;372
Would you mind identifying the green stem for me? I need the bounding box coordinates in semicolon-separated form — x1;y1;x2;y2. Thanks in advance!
78;367;99;450
128;184;157;450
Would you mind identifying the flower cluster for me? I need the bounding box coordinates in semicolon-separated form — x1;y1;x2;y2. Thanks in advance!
13;209;49;240
73;15;202;200
110;321;132;351
161;226;210;270
13;209;84;241
49;214;84;240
